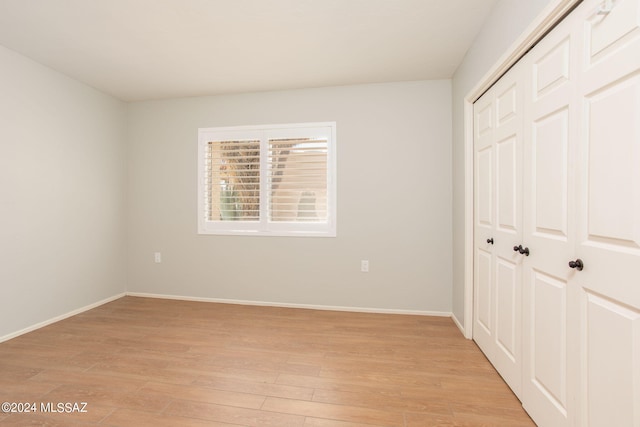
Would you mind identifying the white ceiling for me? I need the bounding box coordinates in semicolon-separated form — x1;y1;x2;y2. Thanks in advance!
0;0;498;102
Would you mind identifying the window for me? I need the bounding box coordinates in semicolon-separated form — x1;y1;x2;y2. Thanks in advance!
198;122;336;236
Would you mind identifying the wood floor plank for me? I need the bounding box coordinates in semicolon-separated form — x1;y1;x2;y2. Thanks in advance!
311;388;452;416
404;412;476;426
85;356;202;386
40;384;172;413
0;379;59;402
193;373;315;400
0;362;42;382
261;397;404;426
164;399;306;426
405;410;536;426
0;296;536;426
138;381;266;409
28;369;147;393
450;401;534;422
303;416;390;427
0;413;98;426
102;408;237;427
277;372;442;392
190;366;280;385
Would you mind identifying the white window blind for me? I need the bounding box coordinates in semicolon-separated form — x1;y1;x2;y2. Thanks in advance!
205;140;261;222
268;138;328;223
198;123;336;236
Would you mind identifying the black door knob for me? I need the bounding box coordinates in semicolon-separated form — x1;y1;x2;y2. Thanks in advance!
487;238;494;244
513;245;530;256
569;259;584;271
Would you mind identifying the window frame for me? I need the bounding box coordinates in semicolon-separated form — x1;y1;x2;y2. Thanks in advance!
197;122;336;237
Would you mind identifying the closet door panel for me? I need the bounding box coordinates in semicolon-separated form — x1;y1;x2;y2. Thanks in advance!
531;108;569;239
495;257;518;361
473;92;496;356
586;0;640;64
477;146;494;229
476;97;494;137
496;136;518;233
577;1;640;425
582;292;640;427
497;82;518;125
583;75;640;256
494;97;523;395
491;66;524;397
473;62;524;398
530;270;568;414
522;7;578;427
533;37;570;99
475;248;493;337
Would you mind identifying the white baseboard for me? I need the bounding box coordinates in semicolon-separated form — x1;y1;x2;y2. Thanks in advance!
451;312;470;339
126;292;452;317
0;292;126;344
0;291;453;344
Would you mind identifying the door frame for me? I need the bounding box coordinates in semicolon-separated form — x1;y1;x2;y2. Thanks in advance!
462;0;582;339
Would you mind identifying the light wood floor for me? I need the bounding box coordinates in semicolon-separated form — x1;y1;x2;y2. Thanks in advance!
0;296;535;426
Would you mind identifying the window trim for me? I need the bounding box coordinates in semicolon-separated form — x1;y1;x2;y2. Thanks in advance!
197;122;337;237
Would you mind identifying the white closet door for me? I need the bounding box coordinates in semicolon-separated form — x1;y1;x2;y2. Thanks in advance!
474;0;640;425
473;61;524;398
492;64;525;397
521;8;579;427
473;84;497;361
576;0;640;425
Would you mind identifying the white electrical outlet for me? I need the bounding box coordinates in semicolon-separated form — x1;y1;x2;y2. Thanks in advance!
361;260;369;273
154;252;162;263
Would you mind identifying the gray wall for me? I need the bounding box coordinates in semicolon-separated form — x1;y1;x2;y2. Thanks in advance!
127;81;453;313
451;0;554;326
0;46;127;339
